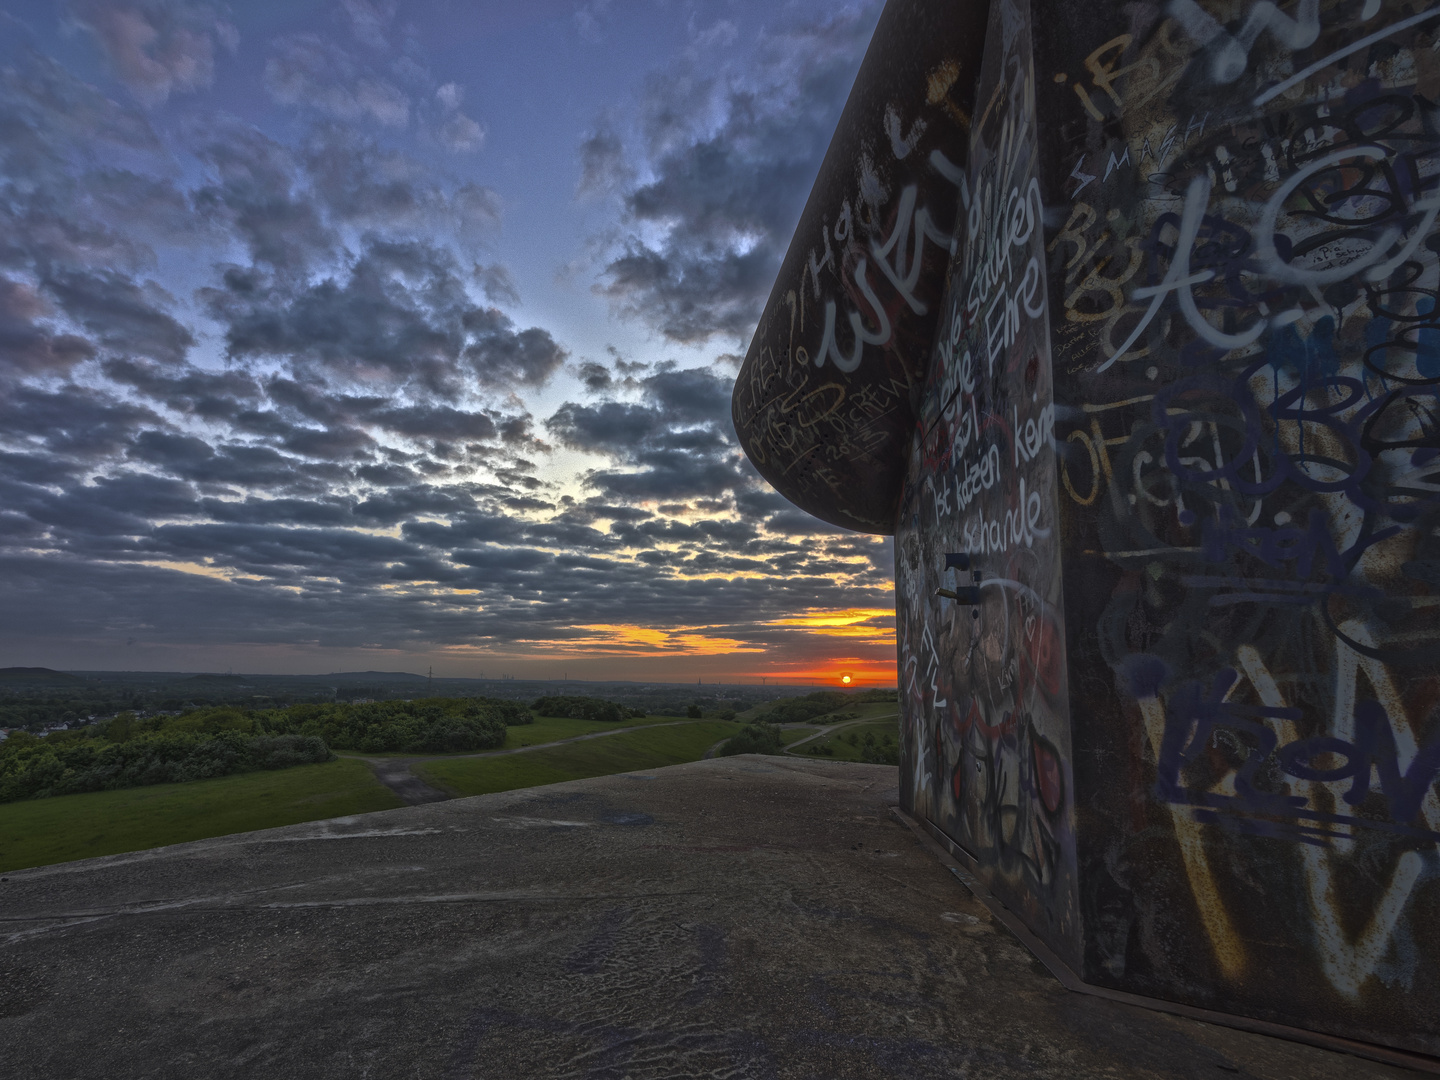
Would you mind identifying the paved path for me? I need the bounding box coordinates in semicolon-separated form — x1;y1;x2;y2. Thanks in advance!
0;757;1414;1080
348;719;711;805
363;757;452;805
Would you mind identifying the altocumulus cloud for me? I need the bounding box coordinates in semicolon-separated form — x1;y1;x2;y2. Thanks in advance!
585;4;883;344
0;0;895;677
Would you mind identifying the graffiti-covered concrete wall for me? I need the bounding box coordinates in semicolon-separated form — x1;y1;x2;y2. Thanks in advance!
895;0;1080;970
1037;0;1440;1055
731;0;989;533
735;0;1440;1059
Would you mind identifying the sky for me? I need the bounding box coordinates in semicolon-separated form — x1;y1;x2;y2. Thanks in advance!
0;0;898;684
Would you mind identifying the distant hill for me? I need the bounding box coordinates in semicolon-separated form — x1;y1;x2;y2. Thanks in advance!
183;674;247;683
327;671;427;682
0;667;80;682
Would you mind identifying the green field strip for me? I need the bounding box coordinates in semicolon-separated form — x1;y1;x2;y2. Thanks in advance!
504;714;686;748
0;758;403;873
334;713;693;759
416;720;739;797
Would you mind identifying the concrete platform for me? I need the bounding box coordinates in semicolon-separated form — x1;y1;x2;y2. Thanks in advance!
0;757;1422;1079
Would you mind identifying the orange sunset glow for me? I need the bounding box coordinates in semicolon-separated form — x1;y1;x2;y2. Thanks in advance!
422;604;900;685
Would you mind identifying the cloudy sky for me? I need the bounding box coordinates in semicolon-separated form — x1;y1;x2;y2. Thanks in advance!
0;0;897;683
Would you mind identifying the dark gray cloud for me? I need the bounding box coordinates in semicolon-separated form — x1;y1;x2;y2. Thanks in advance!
0;49;169;282
547;366;730;459
191;123;337;276
79;169;214;246
574;360;612;393
280;424;375;461
43;268;193;364
302;124;499;238
586;5;880;343
462;305;568;388
0;384;160;459
548;399;662;456
472;262;519;306
201;237;564;392
370;404;498;441
0;48;162;173
547;364;789;508
126;431;345;493
0;275;94;375
102;358;262;418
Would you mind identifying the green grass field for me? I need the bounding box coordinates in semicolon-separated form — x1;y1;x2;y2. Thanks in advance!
335;713;690;757
780;726;819;746
792;716;899;761
417;720;738;796
0;758;403;873
503;714;686;748
0;716;750;875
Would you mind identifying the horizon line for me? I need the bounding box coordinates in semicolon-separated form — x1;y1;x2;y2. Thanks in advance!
2;665;898;688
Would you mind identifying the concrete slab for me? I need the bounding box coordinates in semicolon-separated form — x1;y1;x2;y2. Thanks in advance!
0;757;1422;1079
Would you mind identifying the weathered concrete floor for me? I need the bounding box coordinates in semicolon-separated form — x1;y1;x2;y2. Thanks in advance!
0;757;1420;1079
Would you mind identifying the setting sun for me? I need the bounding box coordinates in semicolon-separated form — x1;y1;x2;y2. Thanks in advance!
841;673;852;685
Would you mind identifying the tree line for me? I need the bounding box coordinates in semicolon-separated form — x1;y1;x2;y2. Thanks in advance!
753;688;896;724
531;695;646;722
0;696;533;804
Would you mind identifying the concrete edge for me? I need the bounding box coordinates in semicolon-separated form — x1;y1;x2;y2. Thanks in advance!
890;807;1440;1077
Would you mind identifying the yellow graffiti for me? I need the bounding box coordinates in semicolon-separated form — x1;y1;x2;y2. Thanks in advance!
1137;695;1249;981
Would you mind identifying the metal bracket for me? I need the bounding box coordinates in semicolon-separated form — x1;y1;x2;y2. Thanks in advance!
935;553;982;616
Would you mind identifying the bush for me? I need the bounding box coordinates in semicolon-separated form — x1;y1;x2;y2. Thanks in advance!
756;692;846;724
531;695;626;723
0;695;539;804
277;698;515;753
0;731;331;804
861;741;900;766
686;704;703;719
719;723;784;756
854;688;899;703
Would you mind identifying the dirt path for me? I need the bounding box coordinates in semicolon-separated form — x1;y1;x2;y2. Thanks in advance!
365;757;453;805
347;719;710;806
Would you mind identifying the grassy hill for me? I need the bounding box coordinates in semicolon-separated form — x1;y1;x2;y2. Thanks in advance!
0;758;402;873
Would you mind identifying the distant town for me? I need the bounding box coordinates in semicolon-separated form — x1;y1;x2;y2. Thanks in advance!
0;666;848;738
